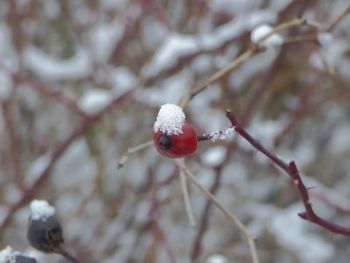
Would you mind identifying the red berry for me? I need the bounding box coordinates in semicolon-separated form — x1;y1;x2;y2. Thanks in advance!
154;122;197;158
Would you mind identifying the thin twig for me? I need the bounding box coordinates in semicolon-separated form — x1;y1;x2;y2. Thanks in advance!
180;49;256;108
325;3;350;31
180;17;322;108
177;159;196;226
117;140;153;169
176;162;259;263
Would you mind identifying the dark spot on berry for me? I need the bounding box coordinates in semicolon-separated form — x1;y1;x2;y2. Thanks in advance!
158;135;172;150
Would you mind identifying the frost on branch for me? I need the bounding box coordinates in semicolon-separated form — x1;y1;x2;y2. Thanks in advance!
208;127;235;142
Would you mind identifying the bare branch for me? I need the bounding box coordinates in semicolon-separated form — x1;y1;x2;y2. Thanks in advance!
175;161;259;263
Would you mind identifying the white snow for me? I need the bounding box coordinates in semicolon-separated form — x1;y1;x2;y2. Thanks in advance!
153;103;185;135
89;20;124;62
251;24;283;47
249;119;282;148
79;89;113;114
318;32;333;46
310;38;348;72
206;254;229;263
143;9;277;78
24;46;92;80
209;127;235;142
201;146;227;166
101;0;128;10
329;124;350;154
0;24;18;70
142;34;198;77
270;204;334;263
0;247;20;263
110;67;137;95
135;70;191;106
208;0;261;14
229;48;278;88
29;199;55;220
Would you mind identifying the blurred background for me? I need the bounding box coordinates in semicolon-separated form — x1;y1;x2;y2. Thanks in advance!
0;0;350;262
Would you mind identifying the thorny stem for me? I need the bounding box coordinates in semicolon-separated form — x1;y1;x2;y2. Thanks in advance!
225;110;350;236
119;12;347;162
117;140;153;169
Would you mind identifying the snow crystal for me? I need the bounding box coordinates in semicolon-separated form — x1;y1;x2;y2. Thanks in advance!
0;246;20;263
201;146;227;166
209;127;235;142
79;89;113;114
251;24;283;47
153;103;185;135
29;199;55;220
206;254;229;263
24;46;92;81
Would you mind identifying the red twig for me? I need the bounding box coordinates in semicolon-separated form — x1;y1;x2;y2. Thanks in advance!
225;110;350;235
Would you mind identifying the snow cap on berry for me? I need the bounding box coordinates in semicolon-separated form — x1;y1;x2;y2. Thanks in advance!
154;103;185;135
29;199;55;221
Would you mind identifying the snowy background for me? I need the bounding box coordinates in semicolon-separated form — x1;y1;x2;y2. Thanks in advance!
0;0;350;262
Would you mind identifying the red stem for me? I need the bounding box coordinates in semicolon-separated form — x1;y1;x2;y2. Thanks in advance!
225;110;350;235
